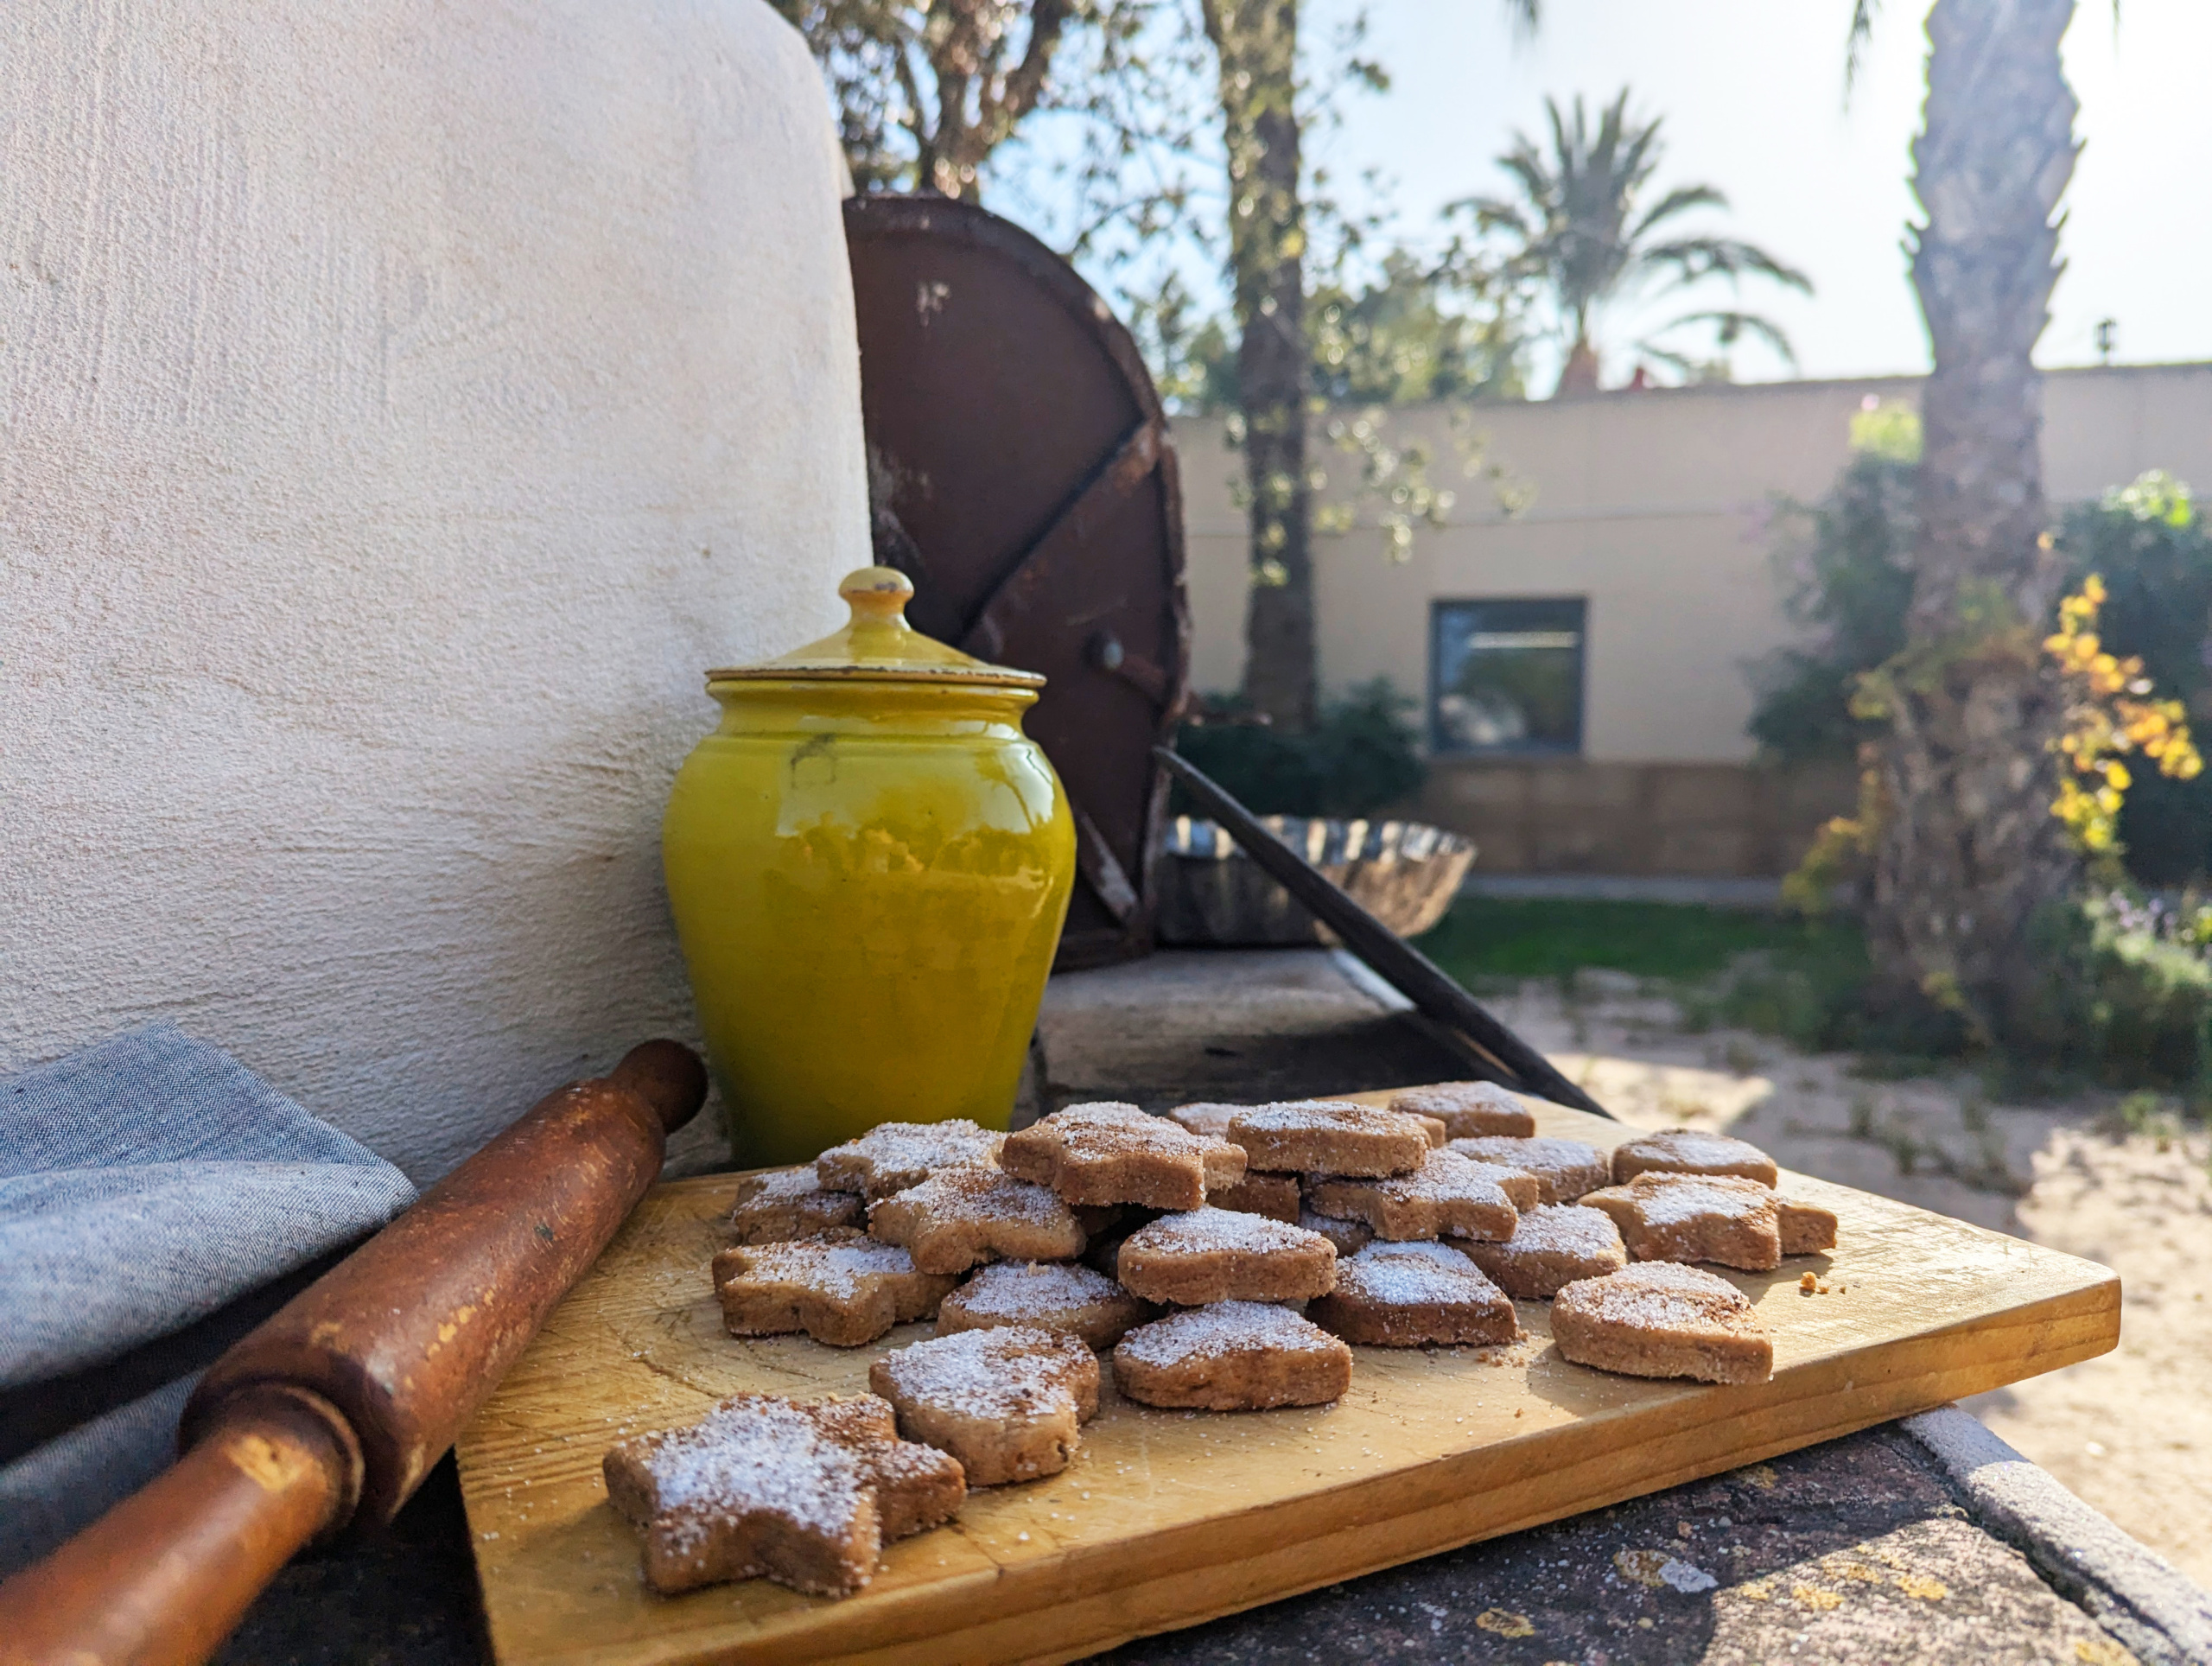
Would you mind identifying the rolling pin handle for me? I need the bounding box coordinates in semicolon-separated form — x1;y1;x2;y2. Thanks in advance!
0;1385;360;1666
607;1038;709;1135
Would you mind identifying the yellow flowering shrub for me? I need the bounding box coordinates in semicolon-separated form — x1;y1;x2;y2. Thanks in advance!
2045;575;2203;854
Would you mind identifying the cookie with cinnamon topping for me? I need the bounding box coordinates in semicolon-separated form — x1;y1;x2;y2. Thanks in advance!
934;1261;1155;1350
602;1391;963;1596
712;1239;957;1347
728;1167;866;1243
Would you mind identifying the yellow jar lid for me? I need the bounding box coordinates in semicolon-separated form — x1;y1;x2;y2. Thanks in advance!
705;567;1045;689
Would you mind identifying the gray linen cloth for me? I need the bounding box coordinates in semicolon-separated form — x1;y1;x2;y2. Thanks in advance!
0;1024;416;1571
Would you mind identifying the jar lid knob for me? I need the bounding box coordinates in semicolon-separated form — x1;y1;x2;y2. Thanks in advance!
838;566;915;626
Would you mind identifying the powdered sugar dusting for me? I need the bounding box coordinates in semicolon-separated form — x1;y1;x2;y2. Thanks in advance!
728;1239;920;1300
945;1261;1132;1321
1231;1100;1385;1135
1502;1203;1624;1255
1556;1261;1751;1329
1336;1241;1503;1306
1116;1300;1336;1367
628;1398;866;1537
1618;1173;1773;1227
1124;1206;1330;1257
1449;1137;1607;1193
738;1167;835;1205
874;1165;1075;1229
1325;1149;1514;1205
1166;1103;1244;1141
1390;1082;1525;1118
1042;1102;1218;1158
874;1326;1092;1420
1619;1129;1773;1172
817;1121;1005;1194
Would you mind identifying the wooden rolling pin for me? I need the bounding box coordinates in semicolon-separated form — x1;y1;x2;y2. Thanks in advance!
0;1039;708;1666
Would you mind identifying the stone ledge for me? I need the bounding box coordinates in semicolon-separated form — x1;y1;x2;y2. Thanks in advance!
1905;1408;2212;1666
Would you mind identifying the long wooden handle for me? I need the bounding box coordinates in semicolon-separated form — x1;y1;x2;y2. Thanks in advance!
0;1039;707;1666
0;1388;358;1666
1154;748;1613;1117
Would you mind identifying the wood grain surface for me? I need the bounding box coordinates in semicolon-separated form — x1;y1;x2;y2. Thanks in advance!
454;1093;2120;1666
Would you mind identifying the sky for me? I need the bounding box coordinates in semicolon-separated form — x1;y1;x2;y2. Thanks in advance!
1015;0;2212;391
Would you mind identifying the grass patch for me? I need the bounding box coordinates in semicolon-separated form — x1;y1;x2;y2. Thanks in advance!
1414;896;1874;1054
1415;897;1857;984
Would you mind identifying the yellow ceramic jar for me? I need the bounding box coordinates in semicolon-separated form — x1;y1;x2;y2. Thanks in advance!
663;567;1076;1167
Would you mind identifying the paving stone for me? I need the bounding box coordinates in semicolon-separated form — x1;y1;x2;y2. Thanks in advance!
1095;1429;2139;1666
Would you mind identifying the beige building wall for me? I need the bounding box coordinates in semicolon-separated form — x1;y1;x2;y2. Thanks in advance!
1178;364;2212;873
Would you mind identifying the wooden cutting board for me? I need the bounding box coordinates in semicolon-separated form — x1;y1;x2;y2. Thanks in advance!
454;1092;2119;1666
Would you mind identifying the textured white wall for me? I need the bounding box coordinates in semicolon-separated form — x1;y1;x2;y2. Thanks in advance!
0;1;869;1178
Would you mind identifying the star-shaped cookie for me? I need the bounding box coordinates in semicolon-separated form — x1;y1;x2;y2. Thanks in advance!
1460;1202;1628;1298
1112;1300;1354;1410
602;1391;964;1596
1576;1172;1781;1271
1609;1128;1778;1187
1114;1206;1338;1305
1446;1135;1611;1205
1227;1100;1431;1178
713;1238;957;1346
865;1165;1086;1274
1306;1148;1536;1243
728;1167;866;1243
816;1119;1007;1201
933;1261;1156;1350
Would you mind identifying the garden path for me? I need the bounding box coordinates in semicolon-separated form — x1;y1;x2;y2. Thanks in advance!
1485;972;2212;1587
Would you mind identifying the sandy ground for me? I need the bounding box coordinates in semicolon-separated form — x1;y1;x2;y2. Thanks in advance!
1483;971;2212;1587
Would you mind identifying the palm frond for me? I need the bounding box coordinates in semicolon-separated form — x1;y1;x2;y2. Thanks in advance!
1630;183;1726;239
1846;0;1878;93
1656;308;1799;366
1502;0;1541;35
1634;236;1813;296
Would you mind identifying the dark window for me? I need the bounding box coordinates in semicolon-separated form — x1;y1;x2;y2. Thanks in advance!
1429;598;1587;755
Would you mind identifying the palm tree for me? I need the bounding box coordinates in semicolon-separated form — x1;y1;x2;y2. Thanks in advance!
1210;0;1542;728
1846;0;2085;1045
1463;89;1810;397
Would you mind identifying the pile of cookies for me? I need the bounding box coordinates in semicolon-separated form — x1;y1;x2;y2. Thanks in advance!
603;1090;1837;1599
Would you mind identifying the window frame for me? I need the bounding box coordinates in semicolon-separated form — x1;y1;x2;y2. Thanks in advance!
1427;595;1590;758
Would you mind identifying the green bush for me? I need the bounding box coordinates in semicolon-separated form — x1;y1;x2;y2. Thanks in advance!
2008;893;2212;1092
1173;679;1427;818
1751;458;2212;885
1747;451;1916;765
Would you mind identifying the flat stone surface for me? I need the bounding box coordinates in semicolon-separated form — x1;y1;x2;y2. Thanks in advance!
1036;949;1474;1113
1091;1428;2137;1665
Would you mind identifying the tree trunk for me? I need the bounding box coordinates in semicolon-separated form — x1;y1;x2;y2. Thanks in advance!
1205;0;1315;731
1554;339;1601;398
1866;0;2081;1042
